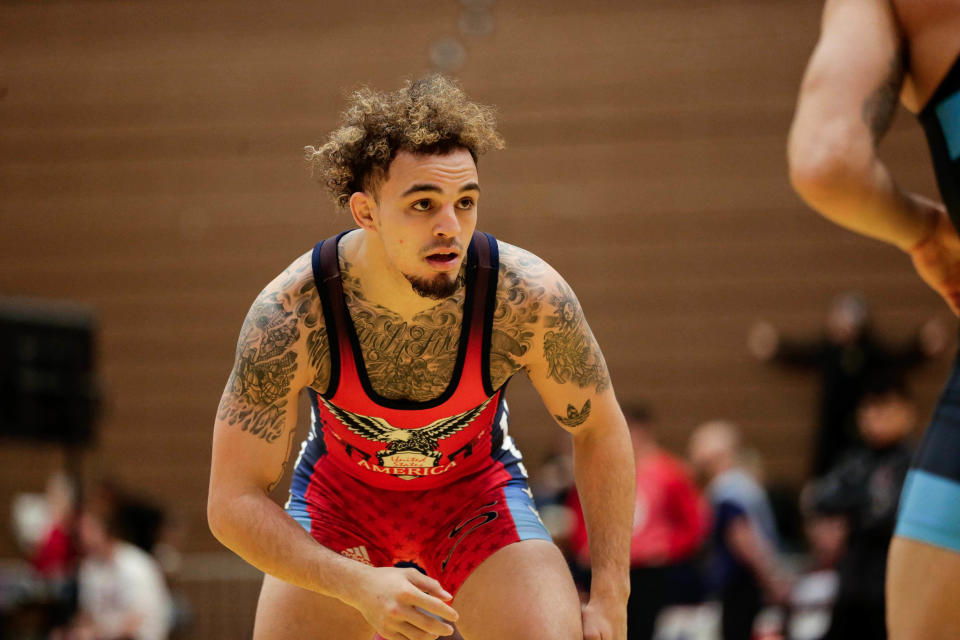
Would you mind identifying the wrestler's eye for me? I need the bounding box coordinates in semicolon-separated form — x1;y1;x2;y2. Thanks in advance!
456;197;475;210
411;199;432;212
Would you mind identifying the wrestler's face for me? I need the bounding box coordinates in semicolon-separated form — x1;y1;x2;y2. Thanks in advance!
858;393;915;448
355;149;479;300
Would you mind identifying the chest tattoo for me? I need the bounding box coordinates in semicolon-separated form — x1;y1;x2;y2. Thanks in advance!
342;260;464;402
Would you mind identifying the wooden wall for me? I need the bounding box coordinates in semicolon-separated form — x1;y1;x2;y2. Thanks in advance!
1;0;953;561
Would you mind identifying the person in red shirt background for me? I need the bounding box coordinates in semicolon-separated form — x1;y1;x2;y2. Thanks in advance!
568;404;711;639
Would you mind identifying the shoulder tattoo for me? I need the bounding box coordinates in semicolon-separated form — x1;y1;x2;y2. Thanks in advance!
219;257;327;442
543;279;610;393
490;243;549;389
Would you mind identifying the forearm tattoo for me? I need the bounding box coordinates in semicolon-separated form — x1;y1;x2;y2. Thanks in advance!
491;243;548;389
543;280;610;393
862;51;905;145
555;399;591;428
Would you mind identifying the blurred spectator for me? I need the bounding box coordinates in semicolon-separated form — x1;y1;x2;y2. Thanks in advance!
89;479;166;554
568;404;711;639
748;292;947;475
807;374;915;640
4;471;81;637
61;505;173;640
30;472;80;580
785;513;845;640
690;420;789;640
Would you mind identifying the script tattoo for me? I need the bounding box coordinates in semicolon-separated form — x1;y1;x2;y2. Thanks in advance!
543;280;610;392
555;399;591;428
862;51;905;145
490;243;548;389
219;254;327;442
341;257;464;401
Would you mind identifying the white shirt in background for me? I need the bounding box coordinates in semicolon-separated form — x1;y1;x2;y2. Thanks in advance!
78;541;173;640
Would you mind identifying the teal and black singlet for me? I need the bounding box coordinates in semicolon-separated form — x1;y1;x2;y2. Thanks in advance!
896;52;960;552
919;53;960;225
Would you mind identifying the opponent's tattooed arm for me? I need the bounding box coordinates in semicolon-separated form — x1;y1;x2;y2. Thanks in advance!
862;51;905;145
786;0;940;254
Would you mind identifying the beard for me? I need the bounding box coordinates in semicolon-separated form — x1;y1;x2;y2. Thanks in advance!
403;271;462;300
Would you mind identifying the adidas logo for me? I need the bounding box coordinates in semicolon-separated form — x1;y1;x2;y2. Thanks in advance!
340;545;373;566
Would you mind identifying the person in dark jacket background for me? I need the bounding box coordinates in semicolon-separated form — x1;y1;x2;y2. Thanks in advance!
748;293;945;476
808;374;915;640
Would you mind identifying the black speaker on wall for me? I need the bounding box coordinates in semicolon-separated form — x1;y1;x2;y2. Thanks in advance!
0;298;98;445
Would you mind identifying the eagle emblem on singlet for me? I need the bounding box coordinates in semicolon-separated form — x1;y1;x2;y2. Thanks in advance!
319;396;492;479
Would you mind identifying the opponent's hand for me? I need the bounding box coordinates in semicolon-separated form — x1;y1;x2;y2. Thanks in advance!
349;566;458;640
581;595;627;640
908;199;960;316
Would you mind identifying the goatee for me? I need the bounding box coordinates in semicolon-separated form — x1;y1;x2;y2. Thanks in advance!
404;272;463;300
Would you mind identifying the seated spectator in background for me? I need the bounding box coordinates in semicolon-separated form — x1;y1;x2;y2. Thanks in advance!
748;292;947;476
808;374;915;640
567;403;711;639
690;420;789;640
65;505;172;640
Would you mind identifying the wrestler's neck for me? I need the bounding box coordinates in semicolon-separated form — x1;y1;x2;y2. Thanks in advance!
343;229;464;318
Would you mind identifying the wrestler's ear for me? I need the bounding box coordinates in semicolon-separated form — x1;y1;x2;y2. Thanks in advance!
350;191;378;231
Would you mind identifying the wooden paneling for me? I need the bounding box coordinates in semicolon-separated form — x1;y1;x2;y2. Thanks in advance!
0;0;953;571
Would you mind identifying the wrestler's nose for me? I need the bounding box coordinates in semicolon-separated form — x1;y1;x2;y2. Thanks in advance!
433;203;461;238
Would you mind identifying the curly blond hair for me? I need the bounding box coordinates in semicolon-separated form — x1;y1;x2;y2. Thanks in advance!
305;75;505;207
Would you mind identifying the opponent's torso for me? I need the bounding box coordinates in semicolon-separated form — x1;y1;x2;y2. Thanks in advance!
290;231;527;492
918;53;960;226
895;0;960;225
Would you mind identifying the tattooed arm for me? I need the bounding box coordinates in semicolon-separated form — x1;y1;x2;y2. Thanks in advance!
504;244;633;640
788;0;948;255
207;254;368;597
207;252;348;588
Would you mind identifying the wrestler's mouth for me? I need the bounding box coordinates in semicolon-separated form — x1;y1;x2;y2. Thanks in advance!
425;251;460;269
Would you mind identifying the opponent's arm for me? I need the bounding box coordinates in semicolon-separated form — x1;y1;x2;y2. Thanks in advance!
788;0;960;314
788;0;942;252
512;249;633;640
207;255;456;639
725;515;791;604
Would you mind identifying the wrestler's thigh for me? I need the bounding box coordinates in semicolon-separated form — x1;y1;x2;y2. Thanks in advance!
253;573;375;640
453;539;582;640
887;537;960;640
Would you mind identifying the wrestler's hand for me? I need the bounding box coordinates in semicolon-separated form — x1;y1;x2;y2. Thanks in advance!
908;199;960;316
349;566;458;640
581;595;627;640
